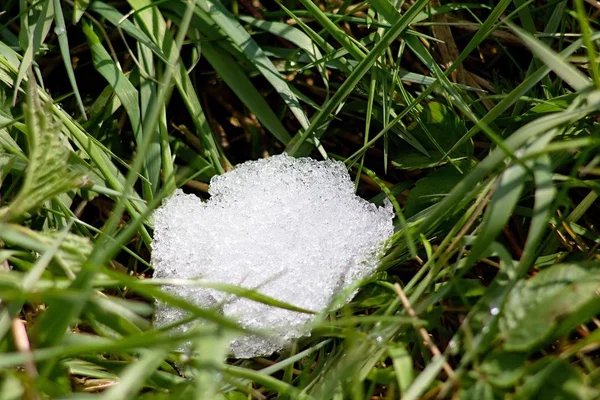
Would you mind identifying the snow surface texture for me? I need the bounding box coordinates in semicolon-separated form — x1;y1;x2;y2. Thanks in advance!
152;154;394;358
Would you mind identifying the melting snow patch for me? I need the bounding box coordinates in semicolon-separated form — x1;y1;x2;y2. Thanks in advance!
152;154;394;358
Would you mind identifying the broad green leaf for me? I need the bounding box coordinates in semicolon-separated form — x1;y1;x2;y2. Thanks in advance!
516;358;599;400
0;78;88;222
418;95;600;236
480;350;527;388
392;102;473;170
405;160;476;217
501;262;600;351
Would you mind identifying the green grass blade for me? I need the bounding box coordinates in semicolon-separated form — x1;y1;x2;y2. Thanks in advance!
72;0;91;23
127;0;227;173
403;355;446;400
12;0;55;106
507;22;591;93
34;1;198;378
240;15;329;91
294;0;366;61
87;1;169;63
99;349;169;400
419;99;600;234
198;0;311;132
286;0;430;156
52;0;86;120
199;40;292;145
515;154;555;275
224;365;305;399
82;21;153;200
574;0;600;88
137;39;164;198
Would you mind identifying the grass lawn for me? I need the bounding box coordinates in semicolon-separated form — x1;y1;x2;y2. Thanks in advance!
0;0;599;398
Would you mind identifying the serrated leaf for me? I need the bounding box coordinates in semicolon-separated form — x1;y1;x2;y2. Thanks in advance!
0;223;92;273
392;102;473;170
0;78;88;222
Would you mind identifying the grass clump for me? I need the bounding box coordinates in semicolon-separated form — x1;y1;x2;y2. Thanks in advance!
0;1;599;399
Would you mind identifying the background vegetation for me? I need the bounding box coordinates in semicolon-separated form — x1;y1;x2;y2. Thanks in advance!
1;0;599;398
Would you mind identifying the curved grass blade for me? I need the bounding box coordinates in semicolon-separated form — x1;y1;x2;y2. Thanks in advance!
87;1;169;63
507;22;592;93
515;154;555;276
137;38;166;198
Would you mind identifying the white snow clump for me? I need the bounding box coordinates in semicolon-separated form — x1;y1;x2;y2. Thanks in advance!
152;153;394;358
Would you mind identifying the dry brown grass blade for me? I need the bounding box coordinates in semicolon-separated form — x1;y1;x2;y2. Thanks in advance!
394;283;455;379
429;0;464;84
429;0;495;110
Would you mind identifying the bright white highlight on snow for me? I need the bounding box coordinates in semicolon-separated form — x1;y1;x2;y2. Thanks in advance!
152;154;394;358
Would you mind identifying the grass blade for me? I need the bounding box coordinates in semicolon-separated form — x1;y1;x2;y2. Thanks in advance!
286;0;430;156
52;0;86;119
